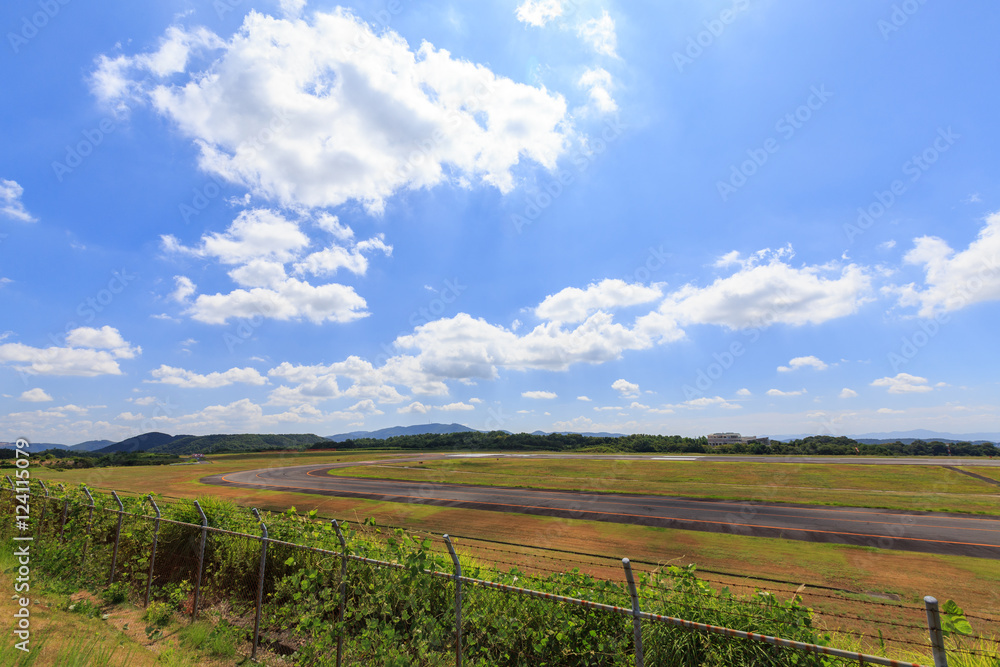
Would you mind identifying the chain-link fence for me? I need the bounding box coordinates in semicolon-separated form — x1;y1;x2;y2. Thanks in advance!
2;481;994;666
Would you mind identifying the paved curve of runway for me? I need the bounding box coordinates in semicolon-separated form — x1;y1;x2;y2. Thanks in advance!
202;455;1000;560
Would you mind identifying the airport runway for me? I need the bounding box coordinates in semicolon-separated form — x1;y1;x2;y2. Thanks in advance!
203;457;1000;559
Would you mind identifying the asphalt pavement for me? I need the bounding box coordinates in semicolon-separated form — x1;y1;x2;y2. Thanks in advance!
203;458;1000;559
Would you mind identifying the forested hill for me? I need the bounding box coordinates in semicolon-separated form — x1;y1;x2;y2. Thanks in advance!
312;432;998;457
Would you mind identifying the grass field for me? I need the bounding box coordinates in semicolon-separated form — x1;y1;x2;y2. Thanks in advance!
327;456;1000;515
961;466;1000;483
26;450;1000;654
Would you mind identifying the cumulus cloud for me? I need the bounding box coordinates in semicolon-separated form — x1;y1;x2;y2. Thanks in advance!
0;179;35;222
611;378;640;398
766;388;806;397
577;11;619;58
638;248;872;337
777;355;829;372
871;373;933;394
683;396;741;409
536;279;660;324
735;388;752;397
522;390;557;399
0;327;140;377
893;212;1000;316
516;0;564;27
839;388;858;398
163;210;380;325
148;365;268;388
398;401;430;414
262;247;877;404
578;68;617;115
19;388;53;402
577;395;591;401
93;10;572;213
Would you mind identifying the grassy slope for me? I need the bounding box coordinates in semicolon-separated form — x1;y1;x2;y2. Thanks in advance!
328;457;1000;514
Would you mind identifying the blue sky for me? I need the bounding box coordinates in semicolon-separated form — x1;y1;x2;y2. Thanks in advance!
2;0;999;444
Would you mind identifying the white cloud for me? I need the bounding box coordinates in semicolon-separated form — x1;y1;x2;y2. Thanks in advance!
638;249;872;336
164;209;310;265
0;327;140;376
894;212;1000;316
879;240;897;250
398;401;430;414
577;395;591;401
19;388;53;402
766;388;806;397
394;311;652;379
522;390;557;399
871;373;933;394
877;407;905;414
839;388;858;398
0;179;35;222
577;11;619;58
611;378;640;398
777;355;829;372
516;0;564;27
65;326;141;359
148;365;268;388
535;279;662;323
163;210;387;325
170;276;196;303
94;10;572;213
735;388;752;397
577;68;617;115
684;396;741;409
439;401;475;411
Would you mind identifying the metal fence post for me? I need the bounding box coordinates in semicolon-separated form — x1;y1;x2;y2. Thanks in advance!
332;520;349;667
109;491;125;585
192;500;208;621
251;508;269;661
58;487;69;543
623;558;644;667
443;534;463;667
81;486;95;569
37;480;48;537
4;474;14;490
924;596;949;667
144;495;161;608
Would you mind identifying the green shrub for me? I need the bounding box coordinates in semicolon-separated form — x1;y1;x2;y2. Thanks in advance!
142;601;173;627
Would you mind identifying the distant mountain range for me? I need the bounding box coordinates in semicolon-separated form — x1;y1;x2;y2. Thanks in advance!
325;423;478;442
0;439;113;451
772;429;999;444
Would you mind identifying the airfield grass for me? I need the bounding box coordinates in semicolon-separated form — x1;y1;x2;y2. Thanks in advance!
27;451;1000;656
961;465;1000;483
328;456;1000;515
